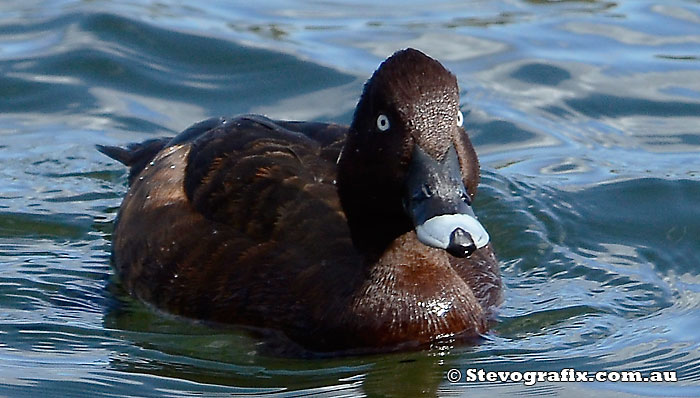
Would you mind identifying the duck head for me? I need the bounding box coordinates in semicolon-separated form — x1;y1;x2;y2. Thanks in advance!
338;48;490;260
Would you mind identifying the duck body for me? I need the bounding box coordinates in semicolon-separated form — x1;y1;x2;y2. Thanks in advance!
100;49;501;353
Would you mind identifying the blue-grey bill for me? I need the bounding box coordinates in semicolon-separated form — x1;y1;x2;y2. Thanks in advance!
415;214;490;250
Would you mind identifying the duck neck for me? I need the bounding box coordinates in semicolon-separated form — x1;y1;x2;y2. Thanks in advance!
336;137;413;261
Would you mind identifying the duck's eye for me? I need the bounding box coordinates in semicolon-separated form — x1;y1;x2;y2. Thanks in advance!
456;110;464;127
376;114;390;132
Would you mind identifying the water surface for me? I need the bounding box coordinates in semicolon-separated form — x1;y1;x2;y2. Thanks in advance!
1;1;699;397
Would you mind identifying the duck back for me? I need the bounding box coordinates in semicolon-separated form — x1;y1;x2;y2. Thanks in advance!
106;117;365;340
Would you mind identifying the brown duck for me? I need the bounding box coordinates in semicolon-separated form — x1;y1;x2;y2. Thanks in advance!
98;48;501;353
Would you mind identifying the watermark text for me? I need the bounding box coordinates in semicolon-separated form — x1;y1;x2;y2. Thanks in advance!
446;368;678;385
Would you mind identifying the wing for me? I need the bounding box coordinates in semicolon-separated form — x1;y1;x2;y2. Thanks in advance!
183;115;348;241
105;115;358;327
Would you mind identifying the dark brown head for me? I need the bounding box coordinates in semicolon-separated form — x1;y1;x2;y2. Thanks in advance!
337;48;489;259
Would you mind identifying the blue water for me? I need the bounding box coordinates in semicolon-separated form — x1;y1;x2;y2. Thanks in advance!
1;1;699;397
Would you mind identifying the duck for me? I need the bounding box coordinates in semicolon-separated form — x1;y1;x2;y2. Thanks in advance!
98;48;501;353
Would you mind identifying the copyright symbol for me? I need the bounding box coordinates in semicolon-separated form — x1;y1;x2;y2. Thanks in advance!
446;368;462;383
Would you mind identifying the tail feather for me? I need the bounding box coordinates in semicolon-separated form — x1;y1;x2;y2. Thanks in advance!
97;137;173;185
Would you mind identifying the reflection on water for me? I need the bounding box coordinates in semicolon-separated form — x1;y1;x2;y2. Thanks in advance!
1;0;699;397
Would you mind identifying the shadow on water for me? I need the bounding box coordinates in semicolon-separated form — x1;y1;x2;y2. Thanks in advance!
101;281;466;397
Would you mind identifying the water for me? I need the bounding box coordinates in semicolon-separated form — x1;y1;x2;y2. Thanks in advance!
1;1;699;396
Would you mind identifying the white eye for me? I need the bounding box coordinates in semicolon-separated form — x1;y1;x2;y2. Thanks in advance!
376;114;390;132
456;110;464;127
